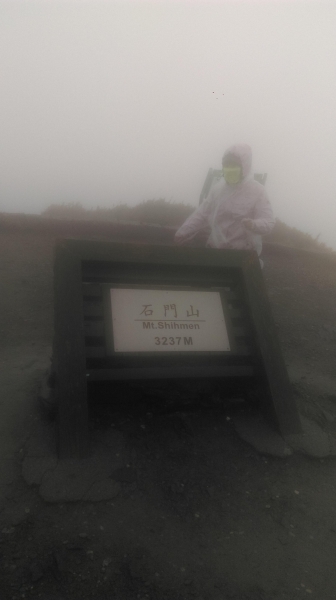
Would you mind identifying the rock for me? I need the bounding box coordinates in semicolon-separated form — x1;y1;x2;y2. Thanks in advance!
10;508;31;526
24;419;57;458
233;412;336;459
285;416;332;458
83;479;121;502
232;415;293;458
22;456;58;486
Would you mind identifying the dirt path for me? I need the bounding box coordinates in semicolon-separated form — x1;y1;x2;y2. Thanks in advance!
1;229;336;600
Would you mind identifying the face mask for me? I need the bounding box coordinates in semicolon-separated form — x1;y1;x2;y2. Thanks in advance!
223;166;242;185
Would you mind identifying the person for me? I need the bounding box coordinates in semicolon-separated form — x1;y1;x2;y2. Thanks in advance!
175;144;275;263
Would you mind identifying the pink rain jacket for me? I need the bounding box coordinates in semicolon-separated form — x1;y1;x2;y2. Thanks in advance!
175;144;275;255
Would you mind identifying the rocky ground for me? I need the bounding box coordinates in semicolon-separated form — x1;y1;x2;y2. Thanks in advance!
1;224;336;600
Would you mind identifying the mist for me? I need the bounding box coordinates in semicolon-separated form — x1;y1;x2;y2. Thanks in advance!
0;0;336;248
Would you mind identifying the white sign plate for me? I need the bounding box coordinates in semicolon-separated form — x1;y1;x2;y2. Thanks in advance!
110;288;230;352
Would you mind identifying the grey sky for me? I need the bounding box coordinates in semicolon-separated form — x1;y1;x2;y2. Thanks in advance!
1;1;336;247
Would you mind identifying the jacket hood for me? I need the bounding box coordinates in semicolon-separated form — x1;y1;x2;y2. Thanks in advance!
222;144;252;179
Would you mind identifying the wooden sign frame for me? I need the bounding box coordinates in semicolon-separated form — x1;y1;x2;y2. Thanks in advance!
53;239;301;458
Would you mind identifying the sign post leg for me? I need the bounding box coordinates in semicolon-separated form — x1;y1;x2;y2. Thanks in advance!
54;243;88;458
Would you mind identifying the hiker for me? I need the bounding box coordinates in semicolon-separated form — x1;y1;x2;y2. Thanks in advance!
175;144;275;263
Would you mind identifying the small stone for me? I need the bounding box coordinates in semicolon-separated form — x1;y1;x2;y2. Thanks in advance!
2;528;15;534
79;533;88;538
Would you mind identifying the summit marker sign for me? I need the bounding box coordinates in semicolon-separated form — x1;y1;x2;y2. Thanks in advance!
53;238;302;458
110;288;230;352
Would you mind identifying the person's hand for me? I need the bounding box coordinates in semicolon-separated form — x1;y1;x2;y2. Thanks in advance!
242;218;256;231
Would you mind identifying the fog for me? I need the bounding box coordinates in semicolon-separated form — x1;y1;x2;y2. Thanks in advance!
1;0;336;248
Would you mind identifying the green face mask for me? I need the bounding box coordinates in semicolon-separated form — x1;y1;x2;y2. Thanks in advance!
223;166;242;185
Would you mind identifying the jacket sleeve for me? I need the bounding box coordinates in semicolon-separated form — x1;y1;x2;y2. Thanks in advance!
251;187;275;235
174;194;213;245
